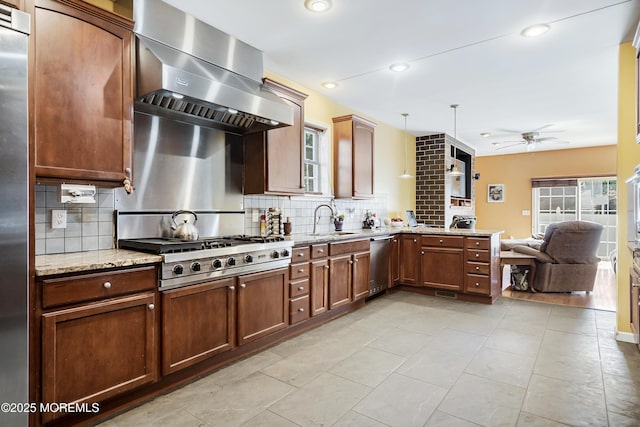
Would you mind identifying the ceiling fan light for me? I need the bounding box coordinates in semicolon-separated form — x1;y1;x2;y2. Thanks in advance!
521;23;550;38
526;142;536;152
304;0;332;12
389;63;410;72
321;81;338;89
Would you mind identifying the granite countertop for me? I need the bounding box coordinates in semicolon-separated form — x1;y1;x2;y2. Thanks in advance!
35;249;162;277
289;227;503;245
36;228;504;276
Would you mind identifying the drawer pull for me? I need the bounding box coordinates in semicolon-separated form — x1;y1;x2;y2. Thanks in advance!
229;285;235;291
475;266;480;271
475;253;480;258
325;265;330;270
318;249;324;253
240;283;246;289
298;308;305;312
439;239;444;243
298;268;305;273
298;286;305;290
148;304;155;310
475;242;480;246
421;251;425;255
475;283;480;287
413;239;417;243
298;253;304;257
349;260;354;265
103;282;112;289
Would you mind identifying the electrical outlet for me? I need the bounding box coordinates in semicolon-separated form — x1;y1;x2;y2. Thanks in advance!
252;209;260;223
522;210;531;216
52;209;67;229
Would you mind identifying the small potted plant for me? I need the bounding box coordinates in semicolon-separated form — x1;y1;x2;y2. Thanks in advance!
333;212;345;231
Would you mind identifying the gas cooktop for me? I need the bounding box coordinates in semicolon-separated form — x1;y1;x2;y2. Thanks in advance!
118;235;286;255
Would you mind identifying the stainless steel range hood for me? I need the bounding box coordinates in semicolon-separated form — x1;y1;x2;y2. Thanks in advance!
133;0;293;134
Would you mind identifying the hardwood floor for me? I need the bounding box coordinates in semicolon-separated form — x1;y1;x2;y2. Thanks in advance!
501;261;617;311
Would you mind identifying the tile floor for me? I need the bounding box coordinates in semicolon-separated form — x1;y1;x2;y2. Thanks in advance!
99;291;640;427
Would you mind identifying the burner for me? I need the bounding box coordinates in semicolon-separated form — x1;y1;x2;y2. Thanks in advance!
202;239;233;249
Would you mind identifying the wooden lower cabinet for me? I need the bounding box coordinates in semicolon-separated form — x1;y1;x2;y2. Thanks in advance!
41;292;157;423
162;278;235;375
237;268;289;346
310;259;330;316
631;266;640;350
420;246;464;291
352;251;371;300
329;254;353;309
390;235;400;287
399;235;420;285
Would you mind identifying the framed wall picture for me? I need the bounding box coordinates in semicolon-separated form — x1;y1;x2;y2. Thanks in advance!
488;184;505;203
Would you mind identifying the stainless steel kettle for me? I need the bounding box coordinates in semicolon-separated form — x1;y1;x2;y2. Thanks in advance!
171;210;199;240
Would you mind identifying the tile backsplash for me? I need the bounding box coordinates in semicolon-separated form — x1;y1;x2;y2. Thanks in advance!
36;184;390;255
35;185;115;255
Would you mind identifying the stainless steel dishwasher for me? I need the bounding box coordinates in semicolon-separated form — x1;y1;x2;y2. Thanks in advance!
369;235;393;298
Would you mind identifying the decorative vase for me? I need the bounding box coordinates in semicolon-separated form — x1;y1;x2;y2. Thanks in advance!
334;219;343;231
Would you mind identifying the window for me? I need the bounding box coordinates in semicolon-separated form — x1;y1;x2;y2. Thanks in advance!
532;177;617;259
304;126;322;193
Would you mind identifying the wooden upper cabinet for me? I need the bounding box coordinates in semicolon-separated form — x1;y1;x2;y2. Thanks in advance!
32;0;134;185
332;114;376;199
244;78;308;195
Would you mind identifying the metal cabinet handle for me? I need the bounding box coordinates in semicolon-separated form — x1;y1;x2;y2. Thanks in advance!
421;251;425;255
349;260;354;265
475;266;480;270
475;253;480;258
298;268;305;273
298;253;304;257
413;239;417;243
240;283;246;288
298;286;305;290
148;304;155;310
318;249;324;253
229;285;235;291
298;308;305;312
475;241;480;246
439;239;444;243
475;283;480;287
325;265;330;270
103;282;112;289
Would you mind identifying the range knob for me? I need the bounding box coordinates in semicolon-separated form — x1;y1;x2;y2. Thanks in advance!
191;262;201;272
227;257;236;266
244;254;253;263
281;248;290;257
271;250;280;259
212;259;223;269
173;264;184;275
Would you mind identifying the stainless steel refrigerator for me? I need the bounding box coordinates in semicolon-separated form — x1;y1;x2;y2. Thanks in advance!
0;5;30;427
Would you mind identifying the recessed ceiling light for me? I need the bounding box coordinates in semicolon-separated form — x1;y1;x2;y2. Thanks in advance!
389;63;410;72
521;23;550;37
321;81;338;89
480;132;491;138
304;0;332;12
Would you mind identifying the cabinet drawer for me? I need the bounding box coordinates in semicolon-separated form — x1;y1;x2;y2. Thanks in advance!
292;246;310;262
466;274;491;295
42;266;157;308
466;261;490;276
329;239;369;256
311;244;329;258
290;278;309;298
421;235;464;248
467;249;490;263
290;262;309;279
465;237;490;250
290;295;310;324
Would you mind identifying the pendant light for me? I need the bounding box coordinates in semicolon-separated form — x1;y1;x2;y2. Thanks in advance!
448;104;463;176
399;113;413;179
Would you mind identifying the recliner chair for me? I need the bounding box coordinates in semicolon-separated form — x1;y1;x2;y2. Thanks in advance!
511;221;603;292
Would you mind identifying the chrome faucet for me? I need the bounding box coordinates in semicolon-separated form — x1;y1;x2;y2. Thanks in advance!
313;203;336;234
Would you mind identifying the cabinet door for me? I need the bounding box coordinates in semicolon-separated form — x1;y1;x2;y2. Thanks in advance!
352;122;374;198
329;254;352;309
399;235;420;285
631;267;640;349
310;259;329;316
41;293;156;423
390;236;400;287
244;79;307;195
33;0;133;184
162;279;235;375
421;247;464;291
352;251;371;300
237;268;289;345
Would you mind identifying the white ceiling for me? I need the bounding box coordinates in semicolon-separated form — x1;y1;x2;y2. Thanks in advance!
162;0;640;156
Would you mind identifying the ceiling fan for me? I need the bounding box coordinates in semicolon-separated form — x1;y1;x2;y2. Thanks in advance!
492;124;569;151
